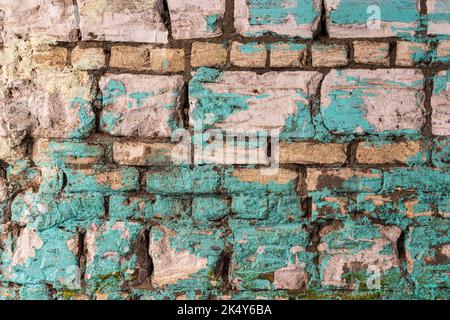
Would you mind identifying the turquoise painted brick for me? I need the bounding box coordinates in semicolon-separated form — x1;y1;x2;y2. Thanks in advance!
84;221;144;299
192;197;229;222
310;191;355;220
229;223;316;291
231;193;269;220
64;166;140;194
146;166;221;195
405;218;450;299
109;195;190;221
318;219;403;291
11;191;104;230
2;227;80;289
149;224;226;294
432;137;450;168
382;168;450;193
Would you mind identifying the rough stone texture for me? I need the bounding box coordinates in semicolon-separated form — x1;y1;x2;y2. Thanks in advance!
0;69;96;139
353;41;390;66
149;48;185;73
270;43;307;68
396;41;430;66
109;46;152;70
191;42;228;68
279;142;348;164
98;74;184;138
320;69;426;136
431;70;450;136
0;0;78;43
434;40;450;64
356;141;427;165
312;44;349;67
324;0;420;38
71;47;106;71
234;0;322;38
427;0;450;35
230;42;267;68
78;0;168;43
167;0;226;39
189;69;323;139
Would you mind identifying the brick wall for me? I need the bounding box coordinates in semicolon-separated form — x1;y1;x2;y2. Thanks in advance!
0;0;449;300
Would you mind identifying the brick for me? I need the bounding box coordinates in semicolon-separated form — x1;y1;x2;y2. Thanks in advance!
84;222;146;288
405;220;450;298
3;227;80;288
230;42;267;68
78;0;168;43
99;74;184;138
434;40;450;64
353;41;390;66
320;69;425;136
324;0;420;38
33;139;106;167
279;142;348;164
396;41;431;66
0;0;78;42
224;168;298;194
11;191;104;230
109;46;152;70
109;195;189;221
356;141;428;165
189;68;323;140
229;224;315;291
311;193;354;220
149;224;225;290
32;47;68;70
71;47;106;71
146;166;221;195
270;43;307;68
192;197;229;222
432;137;450;168
167;0;226;39
150;48;185;73
318;220;402;289
0;69;96;139
312;44;349;67
191;42;228;68
431;70;450;136
306;168;383;193
234;0;322;38
113;141;188;166
427;0;450;35
64;167;140;194
383;168;450;193
357;192;436;222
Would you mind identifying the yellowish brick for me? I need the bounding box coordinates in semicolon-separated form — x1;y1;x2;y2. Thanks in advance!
71;47;106;70
279;142;348;164
32;46;68;70
230;42;267;68
150;48;185;73
191;42;228;67
356;141;426;164
270;43;307;68
353;41;390;66
312;44;349;67
109;46;152;70
396;41;430;66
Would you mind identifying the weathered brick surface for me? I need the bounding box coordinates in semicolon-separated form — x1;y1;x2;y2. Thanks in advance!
167;0;226;39
320;69;425;136
0;0;449;301
98;74;184;138
78;0;168;43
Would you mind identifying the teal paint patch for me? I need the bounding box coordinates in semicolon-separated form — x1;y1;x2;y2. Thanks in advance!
68;97;96;139
129;92;153;108
85;221;143;298
18;284;51;300
432;137;450;168
310;191;355;221
433;70;450;95
102;79;126;106
64;166;140;194
109;195;189;221
229;223;316;291
329;0;419;24
192;197;229;222
237;42;266;54
245;0;320;37
270;42;307;51
99;110;123;132
146;166;221;195
150;224;226;293
205;15;220;33
223;169;297;194
279;94;316;140
11;191;104;230
5;228;80;289
405;218;450;299
382;168;450;193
